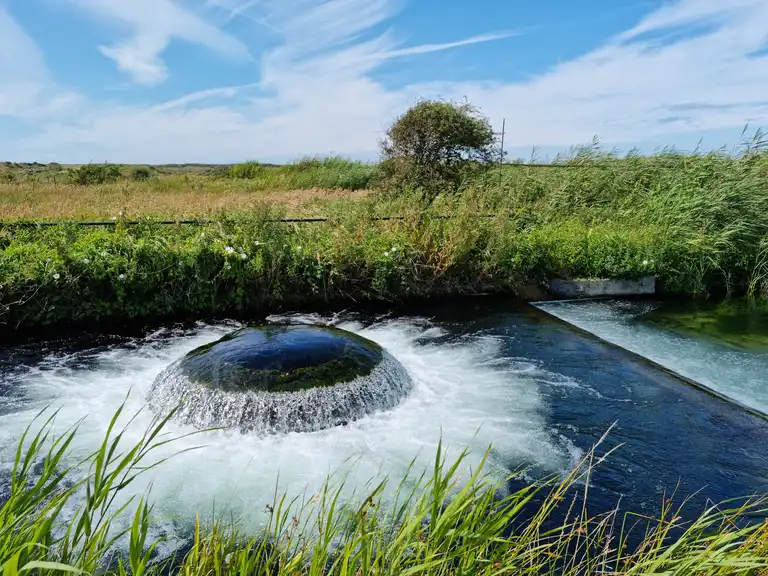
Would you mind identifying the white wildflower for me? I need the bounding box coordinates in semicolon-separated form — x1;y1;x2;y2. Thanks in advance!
254;240;262;246
642;259;649;266
118;274;125;280
224;246;234;254
111;216;117;221
384;251;389;257
240;253;248;260
52;273;60;280
82;258;89;265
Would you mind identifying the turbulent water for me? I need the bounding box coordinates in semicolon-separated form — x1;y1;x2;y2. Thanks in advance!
0;310;574;554
149;348;413;435
1;298;768;557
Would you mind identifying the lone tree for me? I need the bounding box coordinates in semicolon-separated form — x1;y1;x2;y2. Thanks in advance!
378;99;498;198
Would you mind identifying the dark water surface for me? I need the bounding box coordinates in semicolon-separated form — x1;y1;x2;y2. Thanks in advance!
425;298;768;516
1;296;767;549
536;297;768;419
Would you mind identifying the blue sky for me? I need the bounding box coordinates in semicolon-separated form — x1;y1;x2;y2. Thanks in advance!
1;0;767;163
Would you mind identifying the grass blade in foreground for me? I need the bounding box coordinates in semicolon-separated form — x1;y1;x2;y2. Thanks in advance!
0;405;767;575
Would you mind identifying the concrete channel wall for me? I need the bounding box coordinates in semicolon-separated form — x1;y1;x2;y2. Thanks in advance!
548;276;656;299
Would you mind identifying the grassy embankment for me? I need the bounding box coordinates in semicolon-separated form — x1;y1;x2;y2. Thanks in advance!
2;150;768;329
2;405;767;576
2;153;768;575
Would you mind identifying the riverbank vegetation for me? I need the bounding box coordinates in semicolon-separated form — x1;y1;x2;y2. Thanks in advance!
2;405;767;576
2;102;768;329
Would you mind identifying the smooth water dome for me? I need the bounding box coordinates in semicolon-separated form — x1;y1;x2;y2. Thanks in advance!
147;324;413;435
178;325;383;392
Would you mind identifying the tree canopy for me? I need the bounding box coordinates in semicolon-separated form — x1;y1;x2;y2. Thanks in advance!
378;99;499;197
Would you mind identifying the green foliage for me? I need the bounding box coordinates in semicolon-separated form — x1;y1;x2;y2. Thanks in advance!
4;146;768;326
0;409;766;575
231;161;265;179
226;157;375;190
131;167;153;181
378;99;499;197
68;163;122;185
0;401;190;576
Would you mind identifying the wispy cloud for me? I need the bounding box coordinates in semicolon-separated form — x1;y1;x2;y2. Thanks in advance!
64;0;250;85
0;5;81;119
0;5;48;116
5;0;768;162
151;83;260;112
380;32;520;59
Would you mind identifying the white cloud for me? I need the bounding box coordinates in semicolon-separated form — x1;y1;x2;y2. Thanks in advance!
0;5;81;119
0;5;49;116
64;0;250;85
5;0;768;162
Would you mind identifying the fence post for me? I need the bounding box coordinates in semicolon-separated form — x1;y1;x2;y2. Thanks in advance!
498;118;506;191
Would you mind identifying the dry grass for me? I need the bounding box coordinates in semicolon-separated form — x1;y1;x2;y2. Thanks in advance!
0;179;368;221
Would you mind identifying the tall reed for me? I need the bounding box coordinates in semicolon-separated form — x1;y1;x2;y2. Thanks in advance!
1;405;767;575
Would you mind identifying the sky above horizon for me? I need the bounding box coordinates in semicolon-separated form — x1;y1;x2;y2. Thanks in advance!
1;0;768;164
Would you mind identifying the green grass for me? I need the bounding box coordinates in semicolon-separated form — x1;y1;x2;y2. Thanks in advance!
1;405;767;576
0;157;376;191
3;145;768;328
0;204;673;328
226;157;376;190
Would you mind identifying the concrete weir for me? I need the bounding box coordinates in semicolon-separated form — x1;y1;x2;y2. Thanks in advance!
548;276;656;299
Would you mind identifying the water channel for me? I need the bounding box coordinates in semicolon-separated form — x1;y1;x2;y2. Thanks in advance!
1;296;766;556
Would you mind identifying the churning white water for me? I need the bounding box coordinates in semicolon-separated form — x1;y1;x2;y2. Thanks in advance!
535;300;768;417
0;313;574;551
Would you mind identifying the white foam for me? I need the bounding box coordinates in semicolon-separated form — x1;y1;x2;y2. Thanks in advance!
0;315;571;542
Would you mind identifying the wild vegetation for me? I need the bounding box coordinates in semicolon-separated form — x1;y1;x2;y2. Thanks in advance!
3;137;768;328
377;99;498;198
1;405;767;576
2;101;768;574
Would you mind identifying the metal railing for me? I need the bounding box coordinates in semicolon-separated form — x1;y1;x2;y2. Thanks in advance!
0;213;501;228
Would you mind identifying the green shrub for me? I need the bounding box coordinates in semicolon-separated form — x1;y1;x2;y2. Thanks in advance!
67;163;122;185
379;99;499;198
205;165;232;179
231;161;264;179
131;167;152;181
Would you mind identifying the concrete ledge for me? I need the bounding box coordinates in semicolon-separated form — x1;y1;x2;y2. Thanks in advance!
549;276;656;299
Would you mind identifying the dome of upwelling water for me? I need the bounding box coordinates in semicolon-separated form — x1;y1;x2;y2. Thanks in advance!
147;324;413;434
